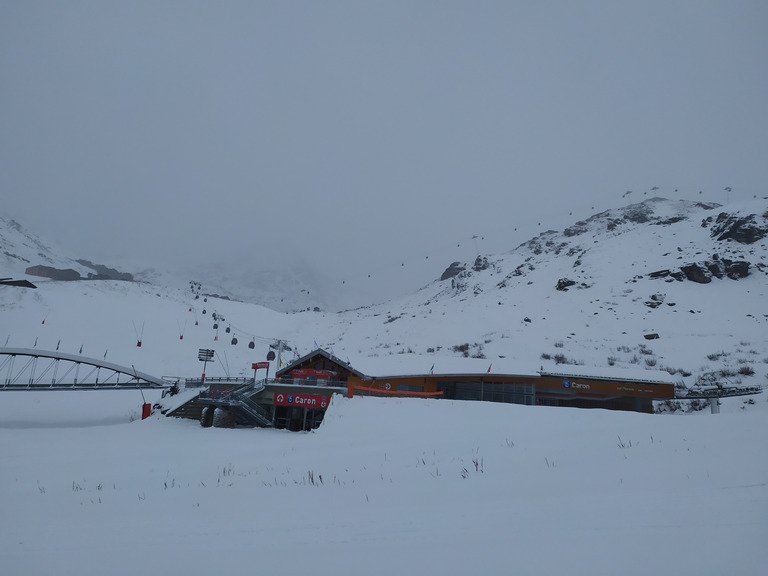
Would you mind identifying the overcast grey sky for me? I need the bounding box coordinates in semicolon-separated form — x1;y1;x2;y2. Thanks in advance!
2;1;767;303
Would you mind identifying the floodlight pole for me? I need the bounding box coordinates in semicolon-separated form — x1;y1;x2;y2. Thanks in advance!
198;348;215;383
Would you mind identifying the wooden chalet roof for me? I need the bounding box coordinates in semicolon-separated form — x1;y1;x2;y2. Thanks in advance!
276;348;366;379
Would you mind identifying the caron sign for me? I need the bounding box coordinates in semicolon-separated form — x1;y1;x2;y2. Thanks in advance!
273;392;331;409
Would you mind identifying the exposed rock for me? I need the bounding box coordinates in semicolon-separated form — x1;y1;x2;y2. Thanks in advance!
4;251;30;263
654;216;687;226
203;293;231;301
563;221;588;237
623;203;654;224
606;218;623;231
440;262;465;281
556;278;576;291
472;256;490;272
706;261;725;279
654;259;752;284
644;293;665;308
724;259;750;279
648;269;671;279
680;263;712;284
710;213;768;244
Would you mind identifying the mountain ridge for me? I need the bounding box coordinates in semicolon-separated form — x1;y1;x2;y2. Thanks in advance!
2;197;767;410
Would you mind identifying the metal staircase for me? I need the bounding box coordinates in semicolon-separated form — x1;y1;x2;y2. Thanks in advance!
198;379;272;427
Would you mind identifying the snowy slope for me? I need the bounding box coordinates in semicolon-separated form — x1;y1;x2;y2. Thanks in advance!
310;198;768;393
0;215;94;279
2;198;767;392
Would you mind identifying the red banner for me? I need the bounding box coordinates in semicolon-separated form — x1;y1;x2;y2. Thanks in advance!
273;392;331;409
252;362;270;370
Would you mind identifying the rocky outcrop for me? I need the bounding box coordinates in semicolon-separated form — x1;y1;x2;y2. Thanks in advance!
563;221;588;237
440;262;466;281
556;278;576;291
644;293;665;308
652;259;751;284
709;212;768;244
472;256;490;272
680;263;712;284
721;260;750;279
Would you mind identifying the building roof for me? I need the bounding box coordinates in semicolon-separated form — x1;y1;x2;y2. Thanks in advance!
541;367;677;385
277;349;677;385
276;348;366;379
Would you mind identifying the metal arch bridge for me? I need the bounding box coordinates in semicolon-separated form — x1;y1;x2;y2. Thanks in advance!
0;348;168;391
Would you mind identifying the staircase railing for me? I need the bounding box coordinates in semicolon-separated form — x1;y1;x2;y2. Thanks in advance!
198;379;272;427
231;394;272;427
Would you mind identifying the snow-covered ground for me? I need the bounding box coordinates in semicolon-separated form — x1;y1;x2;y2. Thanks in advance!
0;392;766;576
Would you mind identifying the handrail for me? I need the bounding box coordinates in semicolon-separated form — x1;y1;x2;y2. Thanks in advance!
676;384;764;399
186;376;252;385
198;379;272;426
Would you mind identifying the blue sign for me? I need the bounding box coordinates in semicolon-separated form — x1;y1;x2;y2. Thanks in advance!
562;379;571;388
287;394;294;404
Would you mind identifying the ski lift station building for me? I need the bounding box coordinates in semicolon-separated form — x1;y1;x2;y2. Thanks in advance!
176;349;677;430
281;349;676;414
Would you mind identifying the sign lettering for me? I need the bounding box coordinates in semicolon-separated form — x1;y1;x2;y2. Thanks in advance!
273;392;331;409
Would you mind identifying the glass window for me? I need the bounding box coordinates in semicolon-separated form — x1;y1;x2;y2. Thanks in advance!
398;384;424;392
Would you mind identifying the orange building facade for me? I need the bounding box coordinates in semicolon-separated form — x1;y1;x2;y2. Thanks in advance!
277;349;675;414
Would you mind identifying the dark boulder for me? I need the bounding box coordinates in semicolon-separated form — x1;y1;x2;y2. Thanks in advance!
724;259;750;279
680;263;712;284
644;293;665;308
556;278;576;291
648;269;671;279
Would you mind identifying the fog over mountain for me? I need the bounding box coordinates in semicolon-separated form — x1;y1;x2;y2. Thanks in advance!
2;2;767;308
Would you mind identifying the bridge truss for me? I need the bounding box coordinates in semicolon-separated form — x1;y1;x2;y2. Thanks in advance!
0;348;167;391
